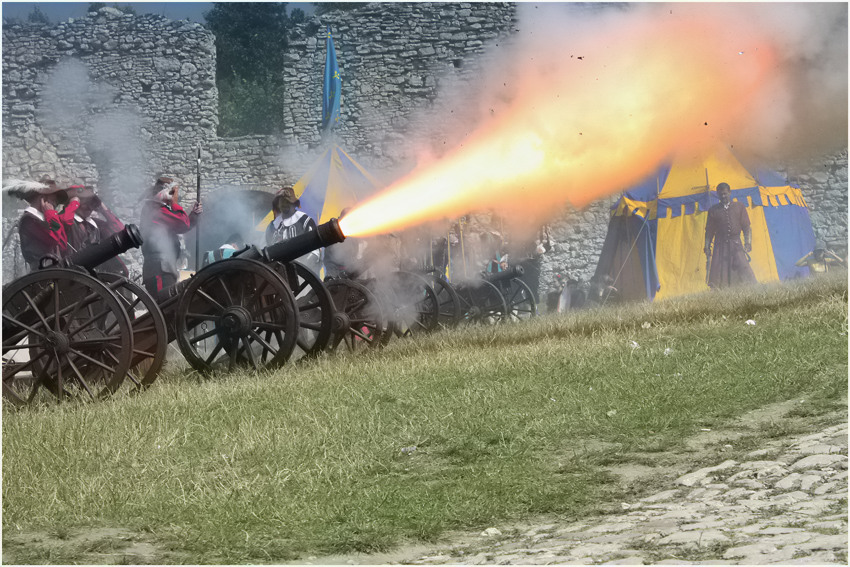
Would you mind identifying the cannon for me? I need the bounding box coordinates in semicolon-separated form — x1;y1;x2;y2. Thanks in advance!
2;225;152;405
133;218;349;375
155;216;402;372
448;265;537;325
482;264;538;322
4;216;392;406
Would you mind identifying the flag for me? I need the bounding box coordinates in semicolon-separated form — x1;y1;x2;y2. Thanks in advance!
322;27;341;132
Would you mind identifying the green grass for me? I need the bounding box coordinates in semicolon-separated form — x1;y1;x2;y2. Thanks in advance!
3;274;847;564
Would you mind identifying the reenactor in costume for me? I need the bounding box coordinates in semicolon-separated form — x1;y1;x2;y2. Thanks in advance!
704;182;757;289
795;241;846;276
140;175;202;298
265;185;321;276
4;177;74;271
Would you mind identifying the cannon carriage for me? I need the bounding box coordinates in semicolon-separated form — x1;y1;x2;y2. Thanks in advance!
2;225;164;405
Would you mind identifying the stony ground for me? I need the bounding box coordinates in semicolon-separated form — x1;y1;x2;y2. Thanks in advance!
297;407;848;566
402;421;848;565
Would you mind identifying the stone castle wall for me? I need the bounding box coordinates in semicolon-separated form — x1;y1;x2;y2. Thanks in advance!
2;3;846;296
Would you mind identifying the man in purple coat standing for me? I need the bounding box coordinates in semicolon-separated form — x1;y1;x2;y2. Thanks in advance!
704;182;757;289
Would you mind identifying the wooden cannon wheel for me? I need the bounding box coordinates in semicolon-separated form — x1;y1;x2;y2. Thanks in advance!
97;272;168;390
323;279;386;353
269;260;335;359
2;269;134;405
175;259;299;374
385;271;441;338
455;280;508;325
494;277;538;322
421;273;462;330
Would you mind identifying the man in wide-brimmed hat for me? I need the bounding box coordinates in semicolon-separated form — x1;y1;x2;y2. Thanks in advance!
4;176;75;271
139;174;203;298
265;184;321;275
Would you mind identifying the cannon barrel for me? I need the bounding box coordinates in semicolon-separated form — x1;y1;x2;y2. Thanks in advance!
61;224;143;270
158;219;345;302
482;264;524;283
237;218;345;264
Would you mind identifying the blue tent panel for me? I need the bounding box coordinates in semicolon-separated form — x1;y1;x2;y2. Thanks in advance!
763;204;817;281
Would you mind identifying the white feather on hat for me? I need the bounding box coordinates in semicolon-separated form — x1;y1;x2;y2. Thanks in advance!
2;179;53;199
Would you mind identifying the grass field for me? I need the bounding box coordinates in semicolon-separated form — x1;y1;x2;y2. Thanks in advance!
2;273;847;564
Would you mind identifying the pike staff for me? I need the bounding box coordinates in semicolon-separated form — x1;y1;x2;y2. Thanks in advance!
195;144;201;272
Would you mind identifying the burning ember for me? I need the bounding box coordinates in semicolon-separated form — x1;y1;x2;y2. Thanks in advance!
340;4;791;238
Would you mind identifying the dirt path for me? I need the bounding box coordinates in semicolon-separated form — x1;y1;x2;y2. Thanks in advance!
294;401;848;565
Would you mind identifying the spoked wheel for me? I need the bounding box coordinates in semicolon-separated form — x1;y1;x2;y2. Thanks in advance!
175;259;299;374
455;280;507;325
270;261;335;359
2;269;133;405
496;278;538;322
385;271;440;337
422;273;462;330
324;279;385;353
357;278;396;348
98;273;168;390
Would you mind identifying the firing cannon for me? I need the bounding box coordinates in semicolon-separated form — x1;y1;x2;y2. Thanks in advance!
162;217;396;371
152;218;347;374
2;225;157;405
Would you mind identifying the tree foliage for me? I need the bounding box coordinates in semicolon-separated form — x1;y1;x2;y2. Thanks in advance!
27;6;50;24
204;3;296;135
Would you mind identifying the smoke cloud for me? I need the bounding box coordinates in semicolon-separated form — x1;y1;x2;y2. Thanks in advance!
340;2;848;238
38;58;150;201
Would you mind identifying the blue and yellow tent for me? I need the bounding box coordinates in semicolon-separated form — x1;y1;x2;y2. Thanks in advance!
256;144;382;231
595;145;816;301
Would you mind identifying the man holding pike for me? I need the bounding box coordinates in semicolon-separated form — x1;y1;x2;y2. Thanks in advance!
704;182;757;289
140;175;203;298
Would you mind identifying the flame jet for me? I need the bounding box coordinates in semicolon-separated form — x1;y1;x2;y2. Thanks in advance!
340;4;784;238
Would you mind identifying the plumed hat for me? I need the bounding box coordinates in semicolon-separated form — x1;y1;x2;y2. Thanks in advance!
3;178;65;200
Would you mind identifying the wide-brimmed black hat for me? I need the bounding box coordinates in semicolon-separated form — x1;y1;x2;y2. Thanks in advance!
272;185;299;210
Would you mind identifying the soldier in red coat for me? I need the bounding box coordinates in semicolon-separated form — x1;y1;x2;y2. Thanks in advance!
139;175;202;298
5;177;74;271
704;182;757;289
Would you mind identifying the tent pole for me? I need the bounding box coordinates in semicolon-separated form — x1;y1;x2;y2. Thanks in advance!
460;218;468;279
447;229;452;282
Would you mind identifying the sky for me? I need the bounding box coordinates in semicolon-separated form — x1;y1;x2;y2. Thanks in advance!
0;2;315;24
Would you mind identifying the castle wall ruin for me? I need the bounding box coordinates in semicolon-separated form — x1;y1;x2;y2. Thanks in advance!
2;4;846;298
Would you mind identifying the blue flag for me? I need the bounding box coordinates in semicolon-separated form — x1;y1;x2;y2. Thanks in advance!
322;27;341;132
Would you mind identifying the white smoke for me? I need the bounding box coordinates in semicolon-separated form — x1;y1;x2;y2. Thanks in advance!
37;57;152;204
